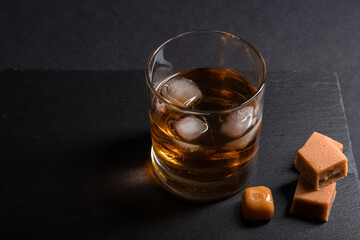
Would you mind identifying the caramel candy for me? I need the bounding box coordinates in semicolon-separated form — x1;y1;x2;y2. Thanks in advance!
295;137;347;190
241;186;274;221
291;176;336;221
304;132;343;151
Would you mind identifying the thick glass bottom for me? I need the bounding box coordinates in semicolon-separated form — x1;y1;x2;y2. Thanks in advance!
151;147;256;202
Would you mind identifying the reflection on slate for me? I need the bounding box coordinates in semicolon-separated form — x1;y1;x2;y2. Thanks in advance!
1;70;360;239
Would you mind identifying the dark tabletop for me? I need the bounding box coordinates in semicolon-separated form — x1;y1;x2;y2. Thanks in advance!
1;70;359;239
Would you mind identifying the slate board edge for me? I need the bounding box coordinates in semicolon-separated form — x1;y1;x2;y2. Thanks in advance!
333;72;360;189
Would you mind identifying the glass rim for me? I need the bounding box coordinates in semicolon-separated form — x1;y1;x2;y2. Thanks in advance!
145;30;267;115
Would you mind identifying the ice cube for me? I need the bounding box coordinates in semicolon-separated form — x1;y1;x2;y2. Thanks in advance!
253;101;263;119
225;117;261;149
175;116;208;141
161;77;202;107
220;106;255;138
173;139;202;152
253;101;259;115
155;99;166;112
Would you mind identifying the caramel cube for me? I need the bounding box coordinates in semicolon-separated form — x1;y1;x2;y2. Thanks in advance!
304;132;343;151
291;176;336;221
241;186;274;221
295;137;347;190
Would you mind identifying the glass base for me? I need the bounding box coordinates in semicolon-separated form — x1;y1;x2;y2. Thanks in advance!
151;147;256;202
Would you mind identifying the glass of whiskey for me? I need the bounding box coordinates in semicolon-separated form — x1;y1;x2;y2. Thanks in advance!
145;30;266;201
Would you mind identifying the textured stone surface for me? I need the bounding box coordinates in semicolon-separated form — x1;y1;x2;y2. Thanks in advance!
0;70;359;239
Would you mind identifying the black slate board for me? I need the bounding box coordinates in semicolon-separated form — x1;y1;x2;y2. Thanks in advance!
0;70;359;239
